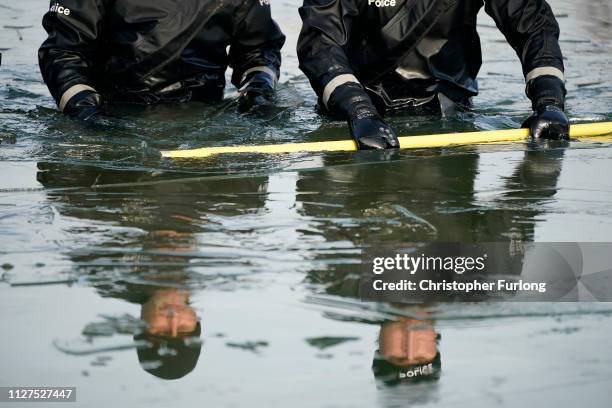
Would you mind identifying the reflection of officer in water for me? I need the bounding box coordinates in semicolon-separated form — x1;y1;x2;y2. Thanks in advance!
298;0;570;149
36;161;270;379
36;161;269;232
298;148;564;384
299;148;565;296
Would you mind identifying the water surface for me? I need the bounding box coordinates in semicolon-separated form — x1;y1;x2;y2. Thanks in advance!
1;1;612;406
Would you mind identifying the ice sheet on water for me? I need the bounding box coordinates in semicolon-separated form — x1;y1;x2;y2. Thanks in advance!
82;314;146;337
54;314;148;355
305;336;359;350
53;337;149;356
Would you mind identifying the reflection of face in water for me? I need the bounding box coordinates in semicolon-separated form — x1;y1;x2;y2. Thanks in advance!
373;317;441;385
135;289;202;380
141;289;198;337
379;318;437;367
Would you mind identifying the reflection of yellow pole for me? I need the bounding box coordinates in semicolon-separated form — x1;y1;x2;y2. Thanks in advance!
161;121;612;159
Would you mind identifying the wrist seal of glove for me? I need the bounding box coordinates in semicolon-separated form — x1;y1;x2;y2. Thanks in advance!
328;82;380;120
63;90;104;120
527;75;566;111
239;70;276;95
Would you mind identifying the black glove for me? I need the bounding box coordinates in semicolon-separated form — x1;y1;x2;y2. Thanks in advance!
63;90;105;121
237;71;276;113
523;75;570;140
328;83;399;150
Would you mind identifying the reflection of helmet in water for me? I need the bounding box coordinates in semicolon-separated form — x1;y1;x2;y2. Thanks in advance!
372;351;441;385
134;322;202;380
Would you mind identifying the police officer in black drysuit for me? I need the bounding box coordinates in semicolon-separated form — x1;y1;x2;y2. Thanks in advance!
39;0;285;120
297;0;570;149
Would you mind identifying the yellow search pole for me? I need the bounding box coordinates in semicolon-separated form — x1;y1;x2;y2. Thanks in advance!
161;121;612;159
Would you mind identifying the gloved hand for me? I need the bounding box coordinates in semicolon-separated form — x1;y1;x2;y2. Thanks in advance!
523;75;569;140
63;90;105;121
237;71;276;113
328;82;399;150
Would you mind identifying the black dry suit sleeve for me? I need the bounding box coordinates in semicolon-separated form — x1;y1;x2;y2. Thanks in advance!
297;0;362;109
38;0;105;111
484;0;565;84
229;0;286;88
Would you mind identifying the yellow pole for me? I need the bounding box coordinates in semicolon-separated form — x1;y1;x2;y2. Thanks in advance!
161;121;612;159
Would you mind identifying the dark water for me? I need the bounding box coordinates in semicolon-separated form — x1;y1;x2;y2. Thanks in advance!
1;1;612;406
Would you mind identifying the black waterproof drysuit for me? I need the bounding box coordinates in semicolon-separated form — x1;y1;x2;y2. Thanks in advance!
297;0;565;112
39;0;285;110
